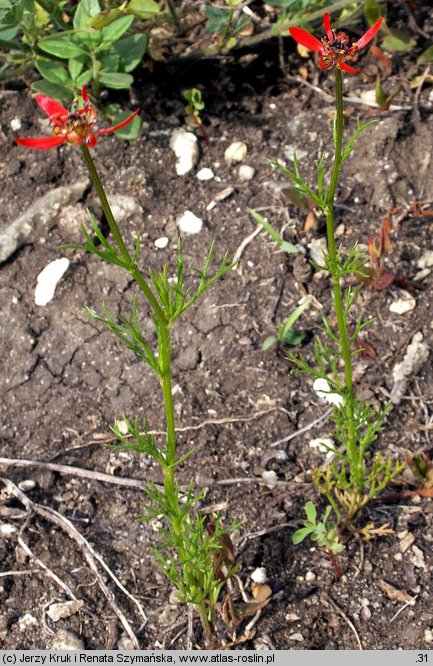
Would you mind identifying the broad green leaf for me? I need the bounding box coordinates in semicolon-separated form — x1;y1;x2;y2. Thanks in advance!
68;56;85;80
100;53;120;71
35;58;69;85
31;79;72;101
281;298;311;338
99;71;133;88
128;0;161;20
0;28;18;40
293;526;315;544
305;500;317;524
100;15;134;45
76;69;93;86
205;5;227;34
417;45;433;65
73;0;101;30
114;33;147;72
112;112;141;140
381;29;416;52
39;37;86;59
0;1;12;8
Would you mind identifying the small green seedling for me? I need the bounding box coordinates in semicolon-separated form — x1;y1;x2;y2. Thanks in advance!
293;501;344;556
262;297;311;351
183;88;209;143
249;209;298;255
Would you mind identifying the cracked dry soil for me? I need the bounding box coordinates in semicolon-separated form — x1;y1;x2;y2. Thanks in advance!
1;23;433;650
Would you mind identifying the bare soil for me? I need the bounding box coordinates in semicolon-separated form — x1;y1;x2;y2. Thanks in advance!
1;7;433;650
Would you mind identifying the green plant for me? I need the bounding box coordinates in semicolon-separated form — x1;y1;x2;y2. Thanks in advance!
249;208;299;256
262;297;311;351
183;87;209;144
16;86;239;647
279;13;404;531
0;0;155;103
293;501;343;555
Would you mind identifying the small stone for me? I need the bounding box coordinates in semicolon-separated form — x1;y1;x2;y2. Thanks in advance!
46;600;84;622
424;629;433;643
360;605;371;621
417;250;433;269
289;632;304;642
35;257;70;306
335;223;346;237
169;129;199;176
169;589;182;604
414;268;431;282
118;634;135;650
0;523;18;537
285;613;301;622
309;438;334;459
18;614;38;631
410;545;426;570
399;532;415;553
251;567;268;584
224;141;247;163
313;378;344;408
196;168;214;181
18;480;36;491
305;571;316;582
308;237;327;266
51;629;85;650
154;237;169;249
10;117;22;131
238;164;255;181
107;195;142;222
389;291;416;314
262;470;278;489
176;210;203;235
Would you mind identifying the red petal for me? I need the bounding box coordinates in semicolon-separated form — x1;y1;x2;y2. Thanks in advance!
35;94;68;119
355;18;382;50
289;27;323;52
81;84;89;104
15;136;66;150
96;109;140;135
85;134;97;147
339;61;361;74
323;13;333;41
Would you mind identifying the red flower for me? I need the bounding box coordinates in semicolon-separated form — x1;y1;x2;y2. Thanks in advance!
16;85;139;150
289;13;382;74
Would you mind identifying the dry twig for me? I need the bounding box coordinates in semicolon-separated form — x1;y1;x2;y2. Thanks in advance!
1;477;146;649
320;592;363;650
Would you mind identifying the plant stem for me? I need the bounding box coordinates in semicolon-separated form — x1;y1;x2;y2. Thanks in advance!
80;145;165;323
324;69;358;473
165;0;181;28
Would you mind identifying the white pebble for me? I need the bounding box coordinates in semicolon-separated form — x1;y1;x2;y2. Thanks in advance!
177;210;203;235
10;117;22;131
389;291;416;314
309;438;334;459
289;633;304;642
305;571;316;581
46;600;83;622
424;629;433;643
196;168;214;181
18;614;38;631
313;377;345;408
169;129;199;176
251;567;268;584
34;257;70;306
224;141;247;163
262;470;278;489
154;236;169;249
238;164;255;181
18;479;36;491
417;250;433;269
0;522;18;537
